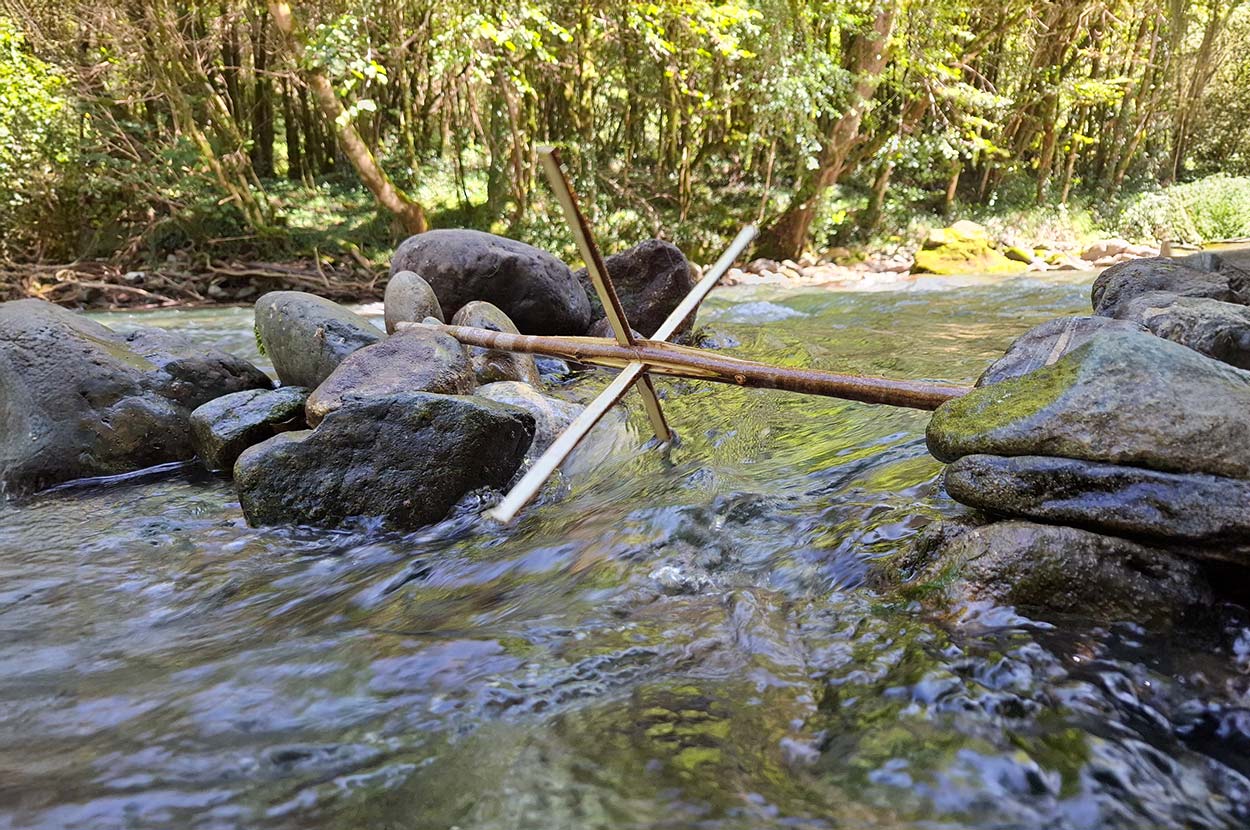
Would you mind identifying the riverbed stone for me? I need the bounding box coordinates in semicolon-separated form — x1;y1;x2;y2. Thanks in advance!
305;326;475;426
575;239;696;337
945;454;1250;551
910;520;1213;624
234;391;535;530
390;229;591;334
927;330;1250;479
450;301;542;386
383;270;443;334
0;298;271;495
189;386;309;472
1091;258;1248;317
1103;291;1250;369
976;315;1147;386
254;291;383;388
476;381;581;455
913;221;1028;277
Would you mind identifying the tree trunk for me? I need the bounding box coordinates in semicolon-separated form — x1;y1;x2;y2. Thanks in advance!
267;0;428;235
250;5;275;178
757;0;898;260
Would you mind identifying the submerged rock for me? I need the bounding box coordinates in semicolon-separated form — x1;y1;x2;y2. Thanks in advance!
1104;291;1250;369
977;315;1146;386
390;229;591;334
234;392;534;530
575;239;696;337
912;221;1028;277
1091;258;1246;317
910;520;1212;624
254;291;383;388
927;330;1250;479
0;299;270;495
450;301;542;386
945;454;1250;552
190;386;309;472
383;270;443;334
305;326;475;426
476;381;581;455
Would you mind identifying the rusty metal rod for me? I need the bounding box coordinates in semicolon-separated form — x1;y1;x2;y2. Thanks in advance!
405;323;969;411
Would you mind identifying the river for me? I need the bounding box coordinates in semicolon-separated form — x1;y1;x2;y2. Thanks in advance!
2;275;1248;829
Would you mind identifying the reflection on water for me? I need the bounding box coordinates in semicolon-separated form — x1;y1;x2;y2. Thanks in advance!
2;277;1249;829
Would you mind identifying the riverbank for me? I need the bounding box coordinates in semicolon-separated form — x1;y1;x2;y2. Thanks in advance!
0;222;1222;312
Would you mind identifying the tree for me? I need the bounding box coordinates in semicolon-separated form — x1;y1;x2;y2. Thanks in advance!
267;0;428;234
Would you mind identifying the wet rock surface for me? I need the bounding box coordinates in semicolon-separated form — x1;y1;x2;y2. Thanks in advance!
910;520;1213;624
1104;291;1250;369
1091;257;1248;317
254;291;382;388
945;454;1250;551
475;381;581;455
383;270;444;334
234;391;534;530
390;229;591;334
0;298;270;495
575;239;696;337
305;326;475;426
976;315;1147;386
450;301;542;386
190;386;309;472
928;329;1250;479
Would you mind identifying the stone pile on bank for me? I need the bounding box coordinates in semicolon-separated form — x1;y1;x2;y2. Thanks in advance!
0;231;692;533
232;229;700;531
908;250;1250;622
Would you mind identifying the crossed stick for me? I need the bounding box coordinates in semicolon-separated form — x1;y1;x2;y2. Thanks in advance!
404;147;970;523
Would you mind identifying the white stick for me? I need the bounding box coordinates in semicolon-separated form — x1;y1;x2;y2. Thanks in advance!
486;222;757;523
486;362;646;523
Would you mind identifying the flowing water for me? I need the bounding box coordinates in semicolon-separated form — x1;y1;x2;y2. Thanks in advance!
2;276;1249;830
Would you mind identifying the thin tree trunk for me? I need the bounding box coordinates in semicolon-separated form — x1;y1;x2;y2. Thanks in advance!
757;0;898;260
268;0;428;235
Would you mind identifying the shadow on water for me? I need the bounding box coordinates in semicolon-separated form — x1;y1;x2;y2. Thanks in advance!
2;276;1249;829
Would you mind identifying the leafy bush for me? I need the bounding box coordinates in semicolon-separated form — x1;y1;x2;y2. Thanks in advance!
1113;176;1250;244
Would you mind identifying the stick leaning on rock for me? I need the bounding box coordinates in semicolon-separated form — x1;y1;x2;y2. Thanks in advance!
407;148;971;524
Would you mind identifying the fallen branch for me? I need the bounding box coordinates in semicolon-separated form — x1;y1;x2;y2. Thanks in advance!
406;322;969;411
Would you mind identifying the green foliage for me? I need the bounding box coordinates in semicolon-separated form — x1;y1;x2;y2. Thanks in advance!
4;0;1250;270
1114;176;1250;244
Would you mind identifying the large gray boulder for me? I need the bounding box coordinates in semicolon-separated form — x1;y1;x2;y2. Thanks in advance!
977;316;1146;386
254;291;383;388
305;326;475;426
945;454;1250;552
1104;291;1250;370
1091;257;1248;317
909;520;1212;624
0;299;271;495
390;230;591;334
927;330;1250;479
451;301;542;387
575;239;696;337
383;270;443;334
234;392;535;530
476;381;580;455
190;386;308;472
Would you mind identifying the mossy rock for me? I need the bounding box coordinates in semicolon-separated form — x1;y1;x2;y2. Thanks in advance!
915;222;1028;276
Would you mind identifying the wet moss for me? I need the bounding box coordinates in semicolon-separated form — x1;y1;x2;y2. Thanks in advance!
926;348;1084;462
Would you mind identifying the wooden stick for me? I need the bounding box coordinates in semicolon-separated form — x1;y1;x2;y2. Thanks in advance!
485;361;647;523
407;324;969;411
654;224;757;341
538;146;671;442
478;223;757;523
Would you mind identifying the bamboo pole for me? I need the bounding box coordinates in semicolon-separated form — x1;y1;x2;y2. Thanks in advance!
406;324;969;411
478;224;757;523
538;146;671;442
